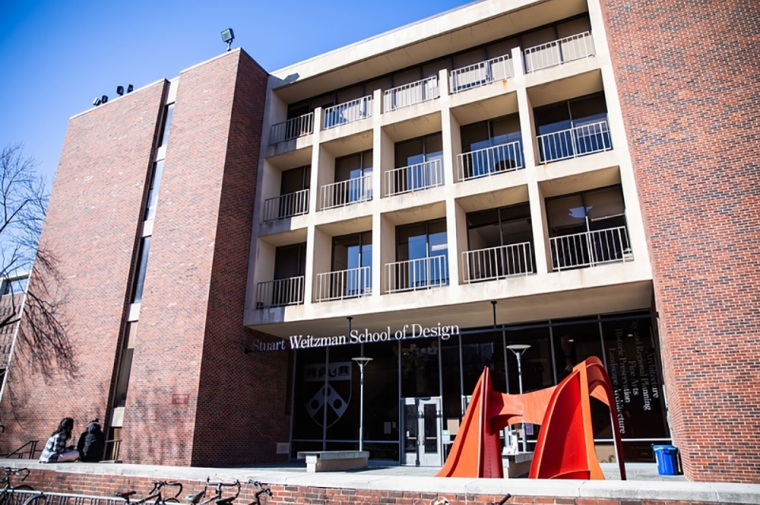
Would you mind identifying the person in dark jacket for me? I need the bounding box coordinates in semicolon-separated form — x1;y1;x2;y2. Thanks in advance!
76;419;106;462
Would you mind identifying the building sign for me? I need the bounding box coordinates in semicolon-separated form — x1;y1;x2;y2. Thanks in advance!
249;323;460;353
172;394;190;405
606;320;661;435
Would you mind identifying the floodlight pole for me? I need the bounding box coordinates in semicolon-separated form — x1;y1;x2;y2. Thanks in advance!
352;356;373;452
507;344;531;453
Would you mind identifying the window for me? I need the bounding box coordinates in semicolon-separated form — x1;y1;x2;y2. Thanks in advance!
330;232;372;298
158;104;174;148
130;237;151;304
465;204;534;280
395;219;448;289
546;185;629;269
534;93;612;162
460;115;523;179
144;160;164;220
333;151;372;204
1;277;28;295
390;133;443;195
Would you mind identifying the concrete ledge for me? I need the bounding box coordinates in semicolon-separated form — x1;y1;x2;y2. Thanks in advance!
296;451;369;472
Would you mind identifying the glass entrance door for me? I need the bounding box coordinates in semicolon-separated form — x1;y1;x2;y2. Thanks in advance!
402;397;442;466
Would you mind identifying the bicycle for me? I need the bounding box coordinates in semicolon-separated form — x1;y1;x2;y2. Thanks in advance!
114;481;184;505
185;479;240;505
245;481;271;505
0;468;34;505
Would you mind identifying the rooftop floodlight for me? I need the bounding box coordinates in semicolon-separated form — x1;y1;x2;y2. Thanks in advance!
93;97;101;106
101;95;108;104
127;84;134;93
116;86;124;96
221;28;235;51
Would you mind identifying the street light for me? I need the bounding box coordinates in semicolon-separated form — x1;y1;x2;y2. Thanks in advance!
352;356;373;452
507;344;531;452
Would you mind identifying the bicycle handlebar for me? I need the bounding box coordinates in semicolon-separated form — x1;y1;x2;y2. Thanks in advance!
493;494;512;505
4;468;30;482
151;481;184;499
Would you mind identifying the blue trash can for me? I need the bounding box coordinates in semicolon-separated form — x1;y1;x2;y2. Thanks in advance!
653;445;679;475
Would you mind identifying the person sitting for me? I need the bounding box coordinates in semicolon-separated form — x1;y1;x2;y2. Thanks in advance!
76;419;106;462
39;417;79;463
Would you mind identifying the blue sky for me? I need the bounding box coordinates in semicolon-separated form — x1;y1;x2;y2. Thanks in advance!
0;0;474;186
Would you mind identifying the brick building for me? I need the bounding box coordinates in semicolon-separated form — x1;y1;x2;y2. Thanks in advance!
0;0;757;484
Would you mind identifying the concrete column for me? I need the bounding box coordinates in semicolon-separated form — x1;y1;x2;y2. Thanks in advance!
309;107;324;215
371;213;383;298
516;87;537;169
308;226;332;303
371;89;383;204
527;180;550;274
445;199;467;285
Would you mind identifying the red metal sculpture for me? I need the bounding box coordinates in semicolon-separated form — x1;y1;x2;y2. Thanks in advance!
435;357;626;480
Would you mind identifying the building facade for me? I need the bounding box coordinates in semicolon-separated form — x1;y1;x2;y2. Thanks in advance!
0;0;757;484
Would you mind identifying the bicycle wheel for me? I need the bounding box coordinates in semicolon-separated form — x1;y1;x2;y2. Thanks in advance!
21;494;47;505
10;488;35;505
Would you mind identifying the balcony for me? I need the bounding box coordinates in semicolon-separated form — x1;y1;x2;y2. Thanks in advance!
524;32;595;73
385;256;449;294
320;175;372;210
323;96;373;130
537;120;612;163
270;113;314;145
457;141;524;181
385;159;443;197
256;276;305;308
262;189;310;222
450;53;514;94
549;227;632;272
462;242;533;283
383;76;440;112
315;266;371;302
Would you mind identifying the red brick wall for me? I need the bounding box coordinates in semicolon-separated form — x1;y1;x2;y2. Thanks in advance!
121;49;289;466
598;0;760;483
12;469;739;505
190;53;290;466
0;82;166;454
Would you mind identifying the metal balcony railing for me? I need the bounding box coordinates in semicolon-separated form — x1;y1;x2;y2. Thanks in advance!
320;175;372;210
457;141;524;181
450;53;514;94
385;256;449;294
270;113;314;145
262;189;309;222
537;120;612;163
315;266;371;302
256;276;305;308
323;96;373;130
462;242;533;283
385;159;443;197
383;76;440;112
524;31;595;73
549;227;633;271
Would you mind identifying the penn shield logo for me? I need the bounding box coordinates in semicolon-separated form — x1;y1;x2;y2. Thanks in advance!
304;362;352;427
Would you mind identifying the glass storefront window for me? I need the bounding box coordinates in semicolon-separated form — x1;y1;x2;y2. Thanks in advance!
400;338;440;398
504;326;554;393
291;347;327;444
362;341;400;442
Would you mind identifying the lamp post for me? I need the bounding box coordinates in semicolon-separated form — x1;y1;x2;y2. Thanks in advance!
507;344;531;452
352;357;373;452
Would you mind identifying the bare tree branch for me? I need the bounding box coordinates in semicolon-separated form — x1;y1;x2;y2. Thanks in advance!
0;143;75;378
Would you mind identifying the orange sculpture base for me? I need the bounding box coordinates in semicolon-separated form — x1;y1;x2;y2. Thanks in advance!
436;357;626;480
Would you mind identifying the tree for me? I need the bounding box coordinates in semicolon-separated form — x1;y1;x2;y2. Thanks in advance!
0;143;74;378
